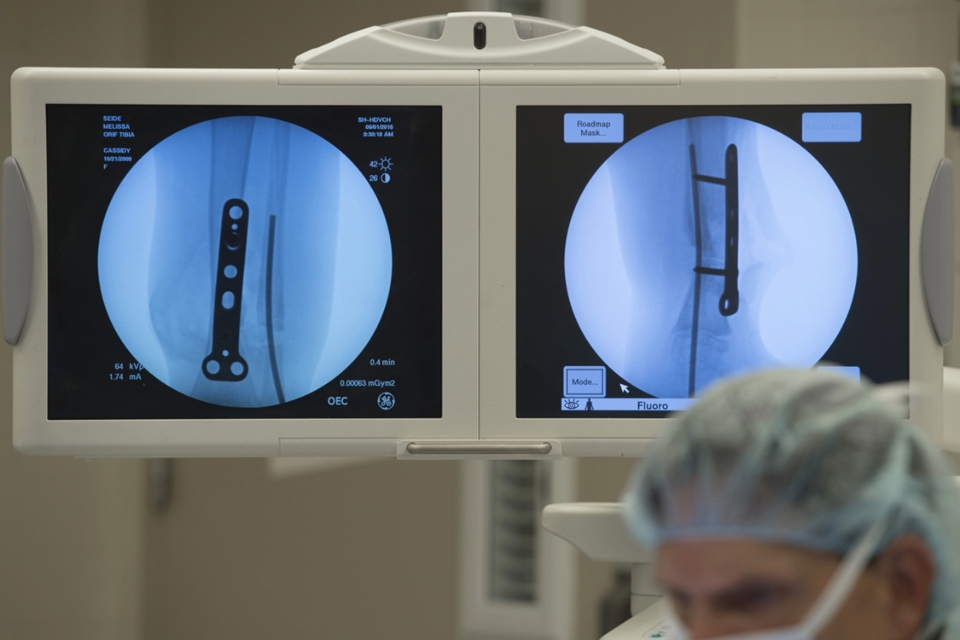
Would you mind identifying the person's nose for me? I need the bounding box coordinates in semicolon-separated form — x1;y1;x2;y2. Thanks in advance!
684;604;730;640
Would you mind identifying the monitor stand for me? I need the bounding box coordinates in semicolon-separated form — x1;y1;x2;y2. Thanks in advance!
542;502;666;638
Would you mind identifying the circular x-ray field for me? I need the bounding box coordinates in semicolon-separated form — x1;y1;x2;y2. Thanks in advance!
99;116;392;408
565;116;858;398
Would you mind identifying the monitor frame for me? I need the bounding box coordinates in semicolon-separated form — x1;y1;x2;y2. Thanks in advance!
477;68;946;456
7;66;948;457
10;67;480;456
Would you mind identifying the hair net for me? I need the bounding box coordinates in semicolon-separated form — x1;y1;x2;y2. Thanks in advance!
622;368;960;626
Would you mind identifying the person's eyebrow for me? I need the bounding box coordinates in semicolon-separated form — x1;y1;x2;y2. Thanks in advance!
709;577;798;610
660;574;797;601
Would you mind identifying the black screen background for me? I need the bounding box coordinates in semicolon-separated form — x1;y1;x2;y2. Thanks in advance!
516;105;910;418
47;105;443;420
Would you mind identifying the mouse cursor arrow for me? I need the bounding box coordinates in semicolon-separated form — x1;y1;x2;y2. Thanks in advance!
620;383;629;393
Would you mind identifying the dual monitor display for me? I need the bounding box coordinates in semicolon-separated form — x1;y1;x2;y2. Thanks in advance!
46;103;908;420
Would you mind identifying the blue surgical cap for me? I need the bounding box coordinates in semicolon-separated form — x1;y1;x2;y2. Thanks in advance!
622;368;960;626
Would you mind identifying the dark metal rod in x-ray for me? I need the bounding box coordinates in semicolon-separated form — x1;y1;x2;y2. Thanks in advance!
687;143;740;397
688;145;704;398
265;214;285;404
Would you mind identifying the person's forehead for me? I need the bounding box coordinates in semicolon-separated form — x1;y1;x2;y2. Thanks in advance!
656;538;839;592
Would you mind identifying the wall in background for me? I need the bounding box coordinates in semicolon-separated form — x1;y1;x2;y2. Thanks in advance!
587;0;736;70
146;0;461;68
143;459;461;639
735;0;955;69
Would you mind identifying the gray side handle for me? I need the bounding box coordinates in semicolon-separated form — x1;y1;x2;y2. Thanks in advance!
2;157;34;345
921;157;955;347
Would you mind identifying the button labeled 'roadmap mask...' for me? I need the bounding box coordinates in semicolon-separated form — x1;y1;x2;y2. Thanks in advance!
564;113;624;143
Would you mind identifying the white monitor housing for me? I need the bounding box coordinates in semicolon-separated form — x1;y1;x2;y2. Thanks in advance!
3;12;953;457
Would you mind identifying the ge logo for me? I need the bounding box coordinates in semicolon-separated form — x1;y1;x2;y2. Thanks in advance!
377;392;396;411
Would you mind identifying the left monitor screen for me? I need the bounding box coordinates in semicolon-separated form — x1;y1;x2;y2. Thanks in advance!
46;105;443;420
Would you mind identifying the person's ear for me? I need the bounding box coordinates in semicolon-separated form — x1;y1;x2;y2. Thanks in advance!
876;534;935;640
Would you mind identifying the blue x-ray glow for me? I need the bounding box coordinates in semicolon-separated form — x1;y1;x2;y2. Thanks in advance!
565;116;858;398
99;116;392;407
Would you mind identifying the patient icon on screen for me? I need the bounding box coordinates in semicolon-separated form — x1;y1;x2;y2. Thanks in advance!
98;116;392;408
564;116;857;399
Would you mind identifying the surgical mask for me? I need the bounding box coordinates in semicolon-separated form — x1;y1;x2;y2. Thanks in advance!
662;519;887;640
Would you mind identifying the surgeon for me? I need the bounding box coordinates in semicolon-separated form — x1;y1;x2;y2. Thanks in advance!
622;369;960;640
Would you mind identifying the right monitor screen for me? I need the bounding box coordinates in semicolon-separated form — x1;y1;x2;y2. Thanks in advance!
516;105;910;418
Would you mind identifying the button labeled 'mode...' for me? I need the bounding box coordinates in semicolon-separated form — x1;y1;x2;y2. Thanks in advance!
564;366;607;397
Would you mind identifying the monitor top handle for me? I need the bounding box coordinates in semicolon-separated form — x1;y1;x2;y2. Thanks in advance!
294;11;665;70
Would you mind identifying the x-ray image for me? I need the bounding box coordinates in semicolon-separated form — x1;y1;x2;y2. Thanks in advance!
98;116;392;408
564;116;858;398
